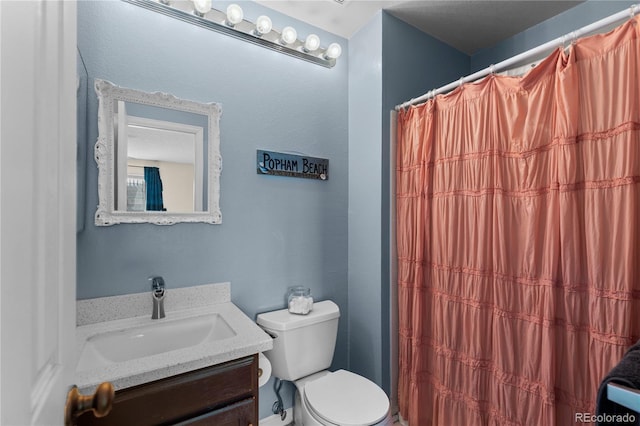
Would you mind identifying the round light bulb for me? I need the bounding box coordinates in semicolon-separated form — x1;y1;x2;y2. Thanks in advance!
304;34;320;52
325;42;342;59
280;26;297;45
255;15;272;35
192;0;212;15
226;4;243;26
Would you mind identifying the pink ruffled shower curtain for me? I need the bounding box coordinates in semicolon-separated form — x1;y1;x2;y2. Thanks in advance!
397;16;640;425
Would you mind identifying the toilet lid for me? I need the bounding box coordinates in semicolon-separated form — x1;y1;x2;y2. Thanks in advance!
304;370;389;426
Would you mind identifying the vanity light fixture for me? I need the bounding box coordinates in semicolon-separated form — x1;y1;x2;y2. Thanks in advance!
192;0;211;16
324;42;342;60
225;3;243;27
254;15;272;36
280;26;297;45
123;0;342;68
303;34;321;52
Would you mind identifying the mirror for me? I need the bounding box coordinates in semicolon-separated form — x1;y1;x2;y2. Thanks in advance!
94;79;221;225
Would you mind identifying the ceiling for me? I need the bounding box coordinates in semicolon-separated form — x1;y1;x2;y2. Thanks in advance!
254;0;584;55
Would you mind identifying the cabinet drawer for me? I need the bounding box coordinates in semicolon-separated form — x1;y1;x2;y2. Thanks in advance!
176;398;255;426
77;355;257;426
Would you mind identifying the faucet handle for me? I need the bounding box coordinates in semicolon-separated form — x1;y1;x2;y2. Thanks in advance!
149;276;165;294
150;276;166;320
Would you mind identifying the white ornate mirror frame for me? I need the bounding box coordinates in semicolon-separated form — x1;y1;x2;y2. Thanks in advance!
94;79;222;225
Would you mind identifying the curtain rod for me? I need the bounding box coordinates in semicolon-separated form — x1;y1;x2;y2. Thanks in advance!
395;4;639;111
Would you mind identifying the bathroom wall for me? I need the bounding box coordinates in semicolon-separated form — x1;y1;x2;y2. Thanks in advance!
76;1;348;419
472;0;637;71
347;12;384;389
380;12;470;395
347;10;469;395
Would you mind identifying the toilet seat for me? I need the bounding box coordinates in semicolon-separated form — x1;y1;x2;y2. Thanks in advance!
303;370;389;426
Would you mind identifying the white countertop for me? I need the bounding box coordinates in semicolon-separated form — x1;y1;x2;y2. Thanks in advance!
74;283;273;393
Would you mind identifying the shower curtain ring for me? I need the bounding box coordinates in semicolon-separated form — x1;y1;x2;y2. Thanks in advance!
571;31;578;45
459;77;464;88
490;64;496;75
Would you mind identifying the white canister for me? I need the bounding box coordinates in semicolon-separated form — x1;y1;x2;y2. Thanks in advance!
287;286;313;315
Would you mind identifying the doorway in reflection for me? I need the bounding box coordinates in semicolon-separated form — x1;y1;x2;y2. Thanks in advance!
114;101;206;213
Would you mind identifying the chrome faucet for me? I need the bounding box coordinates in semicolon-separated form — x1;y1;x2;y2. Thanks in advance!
150;276;166;320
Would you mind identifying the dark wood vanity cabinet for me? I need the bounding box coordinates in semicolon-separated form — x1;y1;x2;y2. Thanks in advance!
77;354;258;426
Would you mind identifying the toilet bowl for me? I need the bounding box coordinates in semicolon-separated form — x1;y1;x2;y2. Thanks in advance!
256;300;392;426
294;370;392;426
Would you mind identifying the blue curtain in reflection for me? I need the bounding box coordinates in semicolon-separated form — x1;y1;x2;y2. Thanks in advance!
144;167;165;211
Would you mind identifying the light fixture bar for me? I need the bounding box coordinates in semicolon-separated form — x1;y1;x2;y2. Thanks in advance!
122;0;338;68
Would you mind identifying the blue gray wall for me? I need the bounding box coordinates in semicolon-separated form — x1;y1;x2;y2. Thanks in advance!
347;12;383;388
347;11;469;394
76;1;348;419
380;12;470;395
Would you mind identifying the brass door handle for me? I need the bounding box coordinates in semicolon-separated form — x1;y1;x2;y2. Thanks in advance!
64;382;115;426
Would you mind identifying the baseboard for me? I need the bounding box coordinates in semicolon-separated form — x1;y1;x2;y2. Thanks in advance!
259;408;294;426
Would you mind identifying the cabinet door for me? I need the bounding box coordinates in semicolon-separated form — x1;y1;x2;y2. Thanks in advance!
177;398;255;426
77;355;257;425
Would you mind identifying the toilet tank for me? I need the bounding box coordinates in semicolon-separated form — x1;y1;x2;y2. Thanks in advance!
257;300;340;381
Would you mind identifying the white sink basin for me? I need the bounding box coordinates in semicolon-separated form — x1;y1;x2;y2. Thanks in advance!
76;313;236;372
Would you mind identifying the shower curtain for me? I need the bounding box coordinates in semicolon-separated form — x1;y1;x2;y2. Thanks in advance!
144;166;165;211
396;16;640;425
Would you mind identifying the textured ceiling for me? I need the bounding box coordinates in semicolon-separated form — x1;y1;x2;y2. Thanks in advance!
255;0;584;54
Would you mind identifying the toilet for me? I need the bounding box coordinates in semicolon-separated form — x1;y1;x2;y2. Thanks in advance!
257;300;392;426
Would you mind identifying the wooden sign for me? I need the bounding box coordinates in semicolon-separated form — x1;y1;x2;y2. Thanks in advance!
257;150;329;180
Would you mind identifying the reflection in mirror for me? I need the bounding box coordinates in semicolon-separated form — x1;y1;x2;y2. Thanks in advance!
116;102;206;213
94;79;221;225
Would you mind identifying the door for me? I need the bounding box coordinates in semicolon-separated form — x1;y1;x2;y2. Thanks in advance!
1;1;77;424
